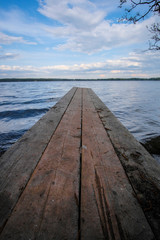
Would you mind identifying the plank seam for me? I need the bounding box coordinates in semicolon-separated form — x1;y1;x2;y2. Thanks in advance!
78;88;83;240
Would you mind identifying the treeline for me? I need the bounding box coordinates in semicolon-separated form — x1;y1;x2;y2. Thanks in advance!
0;78;160;82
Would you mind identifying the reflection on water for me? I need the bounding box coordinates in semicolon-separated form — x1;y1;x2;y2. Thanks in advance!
0;81;160;161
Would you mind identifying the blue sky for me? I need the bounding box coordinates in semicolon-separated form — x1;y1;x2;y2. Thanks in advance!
0;0;160;78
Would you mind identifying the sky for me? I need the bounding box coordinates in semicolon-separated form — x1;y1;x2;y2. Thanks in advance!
0;0;160;79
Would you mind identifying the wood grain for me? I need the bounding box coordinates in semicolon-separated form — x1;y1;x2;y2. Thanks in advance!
0;88;82;240
89;88;160;239
80;89;154;240
0;87;158;240
0;87;77;233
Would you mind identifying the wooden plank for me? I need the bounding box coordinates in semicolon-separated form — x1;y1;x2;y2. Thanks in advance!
81;89;154;240
80;88;105;240
88;88;160;239
0;87;77;234
36;88;82;240
0;87;159;239
0;88;82;240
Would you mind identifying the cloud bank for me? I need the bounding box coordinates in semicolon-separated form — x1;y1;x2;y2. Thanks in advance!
0;1;156;53
0;32;37;45
0;52;19;60
38;0;154;53
0;0;159;78
0;51;159;78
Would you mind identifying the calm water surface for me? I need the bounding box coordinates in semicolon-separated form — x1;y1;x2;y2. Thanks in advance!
0;81;160;161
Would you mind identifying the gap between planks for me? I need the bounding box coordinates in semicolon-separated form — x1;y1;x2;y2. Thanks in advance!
0;87;156;240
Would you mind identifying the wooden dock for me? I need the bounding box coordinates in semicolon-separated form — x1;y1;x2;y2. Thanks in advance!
0;87;160;240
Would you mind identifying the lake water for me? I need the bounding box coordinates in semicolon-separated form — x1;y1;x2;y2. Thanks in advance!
0;80;160;162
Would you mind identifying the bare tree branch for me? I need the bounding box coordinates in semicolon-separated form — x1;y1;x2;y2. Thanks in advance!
120;0;160;22
119;0;160;50
148;23;160;50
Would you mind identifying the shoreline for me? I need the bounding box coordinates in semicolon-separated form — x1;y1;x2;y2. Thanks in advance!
0;78;160;82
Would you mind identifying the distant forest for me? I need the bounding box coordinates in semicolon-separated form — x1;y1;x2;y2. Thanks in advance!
0;78;160;82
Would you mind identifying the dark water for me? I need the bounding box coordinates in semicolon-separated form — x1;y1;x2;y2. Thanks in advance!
0;81;160;162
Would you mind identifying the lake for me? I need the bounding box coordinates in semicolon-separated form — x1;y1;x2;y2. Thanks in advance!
0;80;160;162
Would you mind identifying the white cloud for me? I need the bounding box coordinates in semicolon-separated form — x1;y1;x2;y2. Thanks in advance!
0;0;159;79
0;9;47;41
0;65;38;71
0;51;159;78
0;52;19;60
38;0;105;30
38;0;157;53
0;32;37;45
0;1;157;53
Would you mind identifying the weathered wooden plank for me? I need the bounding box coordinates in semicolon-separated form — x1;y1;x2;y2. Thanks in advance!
81;88;155;240
0;87;77;234
0;87;159;240
0;88;82;240
89;88;160;239
81;88;105;240
36;88;82;240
